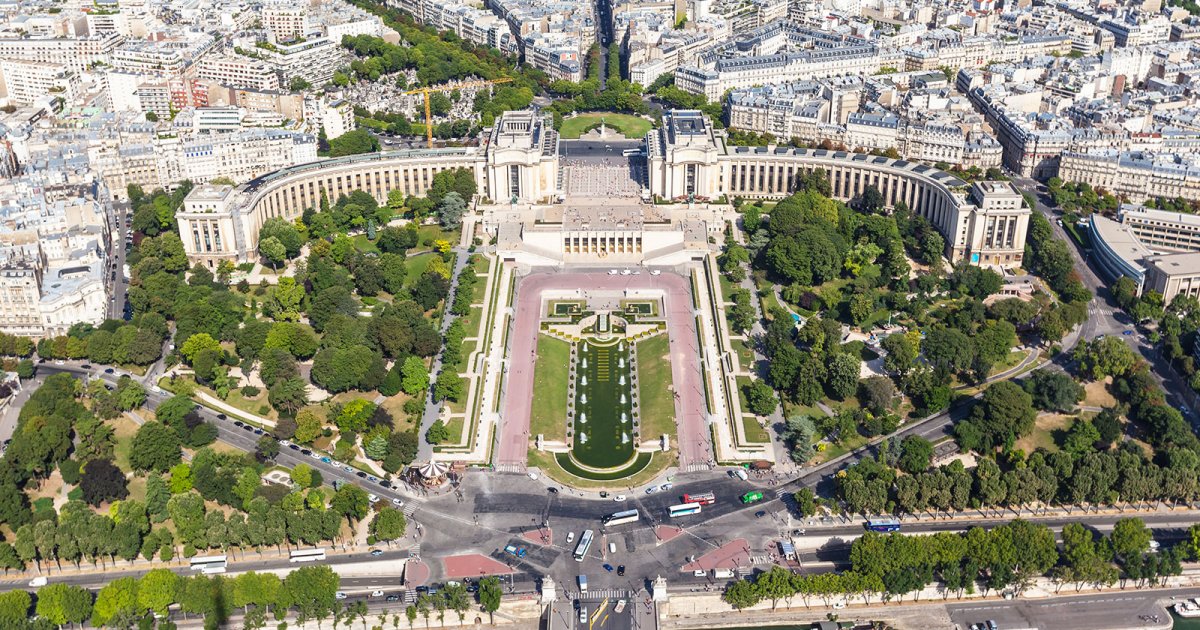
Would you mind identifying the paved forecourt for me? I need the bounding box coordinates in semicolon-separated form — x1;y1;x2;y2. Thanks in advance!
498;271;712;473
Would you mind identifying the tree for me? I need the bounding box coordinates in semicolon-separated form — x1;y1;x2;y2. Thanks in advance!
437;192;466;229
129;422;182;473
259;217;304;259
793;487;817;517
722;580;761;610
1062;418;1101;456
259;236;287;271
291;463;314;488
881;333;917;377
0;590;31;627
269;377;309;415
743;380;778;416
294;408;323;444
478;576;502;621
1023;370;1084;412
897;435;934;474
80;458;129;506
255;435;280;462
91;577;138;626
825;353;861;400
1111;518;1152;561
399;357;430;396
328;129;381;157
957;381;1036;453
370;506;407;541
433;370;464;402
782;416;816;464
35;583;92;627
281;565;340;622
16;359;33;379
331;485;370;523
1076;336;1138;380
138;568;180;617
859;376;896;414
426;420;450;445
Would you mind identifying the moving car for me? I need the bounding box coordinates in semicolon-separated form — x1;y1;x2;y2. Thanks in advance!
335;592;348;600
28;577;47;587
602;563;614;572
503;544;527;558
617;565;625;576
392;498;404;506
370;590;385;597
368;494;380;503
370;549;384;557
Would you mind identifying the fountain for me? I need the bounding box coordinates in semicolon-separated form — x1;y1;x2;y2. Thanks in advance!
622;433;630;444
583;342;588;352
583;357;588;369
619;341;625;352
618;375;626;386
618;357;625;369
581;393;588;405
582;375;588;387
621;412;628;423
620;393;627;404
580;412;587;424
580;432;588;444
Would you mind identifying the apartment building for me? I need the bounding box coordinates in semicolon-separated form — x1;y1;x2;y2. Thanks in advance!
261;6;308;42
198;54;282;92
0;59;80;107
0;33;122;74
1058;150;1200;203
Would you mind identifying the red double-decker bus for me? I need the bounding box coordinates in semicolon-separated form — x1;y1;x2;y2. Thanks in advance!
683;492;716;506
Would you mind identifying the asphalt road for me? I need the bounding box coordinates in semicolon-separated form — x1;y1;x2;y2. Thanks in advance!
947;587;1194;630
109;201;130;321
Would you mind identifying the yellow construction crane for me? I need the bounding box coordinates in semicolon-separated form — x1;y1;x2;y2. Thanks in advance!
405;78;513;148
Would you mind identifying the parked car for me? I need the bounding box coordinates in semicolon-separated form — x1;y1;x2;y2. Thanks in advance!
617;565;625;576
216;413;227;420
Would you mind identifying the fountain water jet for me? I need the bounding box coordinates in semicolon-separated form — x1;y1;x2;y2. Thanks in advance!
579;412;587;424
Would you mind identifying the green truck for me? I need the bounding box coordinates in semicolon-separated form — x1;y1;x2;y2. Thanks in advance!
740;491;764;504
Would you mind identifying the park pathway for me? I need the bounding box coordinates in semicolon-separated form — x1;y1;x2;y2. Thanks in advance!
416;246;472;461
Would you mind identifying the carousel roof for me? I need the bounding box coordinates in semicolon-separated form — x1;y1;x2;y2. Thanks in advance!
418;460;449;478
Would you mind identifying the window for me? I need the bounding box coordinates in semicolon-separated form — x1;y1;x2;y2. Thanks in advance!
509;165;521;199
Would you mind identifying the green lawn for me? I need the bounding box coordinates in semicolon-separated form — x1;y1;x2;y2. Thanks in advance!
461;306;483;338
731;338;757;371
530;335;571;441
559;113;653;139
403;253;436;288
469;275;489;303
636;334;676;442
444;417;465;445
408;225;460;254
741;416;770;443
718;274;738;304
572;340;635;468
353;234;379;254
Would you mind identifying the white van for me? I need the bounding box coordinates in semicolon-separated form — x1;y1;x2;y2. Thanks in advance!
734;469;749;481
28;577;47;587
609;542;617;554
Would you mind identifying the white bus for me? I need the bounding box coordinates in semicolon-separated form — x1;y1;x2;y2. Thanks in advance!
668;502;702;518
290;548;327;563
573;529;594;562
190;555;227;574
601;509;640;527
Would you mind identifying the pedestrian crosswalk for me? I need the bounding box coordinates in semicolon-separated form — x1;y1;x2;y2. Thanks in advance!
682;462;710;473
583;589;631;600
403;589;418;604
495;463;527;473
